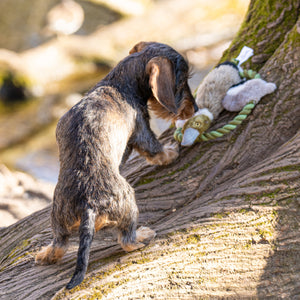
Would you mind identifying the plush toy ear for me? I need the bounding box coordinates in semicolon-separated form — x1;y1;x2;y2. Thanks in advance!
129;41;152;54
146;56;177;114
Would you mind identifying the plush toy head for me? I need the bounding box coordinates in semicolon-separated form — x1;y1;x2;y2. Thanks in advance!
181;113;211;146
222;78;277;112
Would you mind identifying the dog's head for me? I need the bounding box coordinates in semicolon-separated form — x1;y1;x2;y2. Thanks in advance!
130;41;198;121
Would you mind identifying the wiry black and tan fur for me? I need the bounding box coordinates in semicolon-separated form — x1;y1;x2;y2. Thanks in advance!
35;42;197;289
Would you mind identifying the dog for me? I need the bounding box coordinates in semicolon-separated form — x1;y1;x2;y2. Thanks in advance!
35;41;198;289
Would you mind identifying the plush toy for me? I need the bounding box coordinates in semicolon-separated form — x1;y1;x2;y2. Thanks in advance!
222;78;277;112
174;46;277;146
179;62;242;146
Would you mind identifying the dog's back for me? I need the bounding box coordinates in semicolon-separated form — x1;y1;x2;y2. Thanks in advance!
57;87;135;175
54;86;139;289
36;41;196;290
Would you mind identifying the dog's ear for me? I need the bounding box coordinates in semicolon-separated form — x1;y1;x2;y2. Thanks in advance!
129;41;151;54
146;56;177;114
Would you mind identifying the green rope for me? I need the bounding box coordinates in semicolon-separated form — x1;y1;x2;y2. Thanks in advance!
231;58;261;80
196;101;255;142
174;101;256;143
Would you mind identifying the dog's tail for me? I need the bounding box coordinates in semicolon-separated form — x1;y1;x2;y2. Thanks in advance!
66;208;96;290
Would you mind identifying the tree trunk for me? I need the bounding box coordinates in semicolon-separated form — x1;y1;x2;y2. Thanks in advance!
1;1;299;299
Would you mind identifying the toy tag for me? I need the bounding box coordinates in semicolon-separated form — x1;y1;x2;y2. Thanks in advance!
236;46;254;68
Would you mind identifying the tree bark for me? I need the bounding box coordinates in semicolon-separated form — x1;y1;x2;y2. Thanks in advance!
1;1;300;299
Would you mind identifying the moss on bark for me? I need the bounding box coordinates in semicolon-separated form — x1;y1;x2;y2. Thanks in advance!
221;0;300;71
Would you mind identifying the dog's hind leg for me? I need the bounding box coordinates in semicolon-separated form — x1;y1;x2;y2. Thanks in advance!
118;187;156;252
35;234;70;265
35;215;70;265
66;207;96;290
119;222;156;252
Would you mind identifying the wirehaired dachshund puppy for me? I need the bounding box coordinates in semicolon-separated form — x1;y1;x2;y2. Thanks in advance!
35;41;198;289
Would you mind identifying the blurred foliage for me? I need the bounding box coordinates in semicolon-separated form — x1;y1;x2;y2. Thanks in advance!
0;0;250;181
0;70;30;108
0;0;121;52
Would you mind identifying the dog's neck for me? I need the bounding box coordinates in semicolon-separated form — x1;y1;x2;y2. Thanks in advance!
101;56;152;107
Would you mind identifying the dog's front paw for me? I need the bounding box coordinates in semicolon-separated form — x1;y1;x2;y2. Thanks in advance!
147;143;179;165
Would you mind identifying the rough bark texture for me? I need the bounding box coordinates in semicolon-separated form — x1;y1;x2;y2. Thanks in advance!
1;0;300;299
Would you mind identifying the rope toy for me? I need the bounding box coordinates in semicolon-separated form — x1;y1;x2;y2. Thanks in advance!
174;101;256;143
174;46;277;146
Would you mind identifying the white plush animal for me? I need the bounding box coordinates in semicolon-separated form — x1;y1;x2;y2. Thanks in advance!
176;64;277;146
222;78;277;112
195;62;242;120
179;62;242;146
